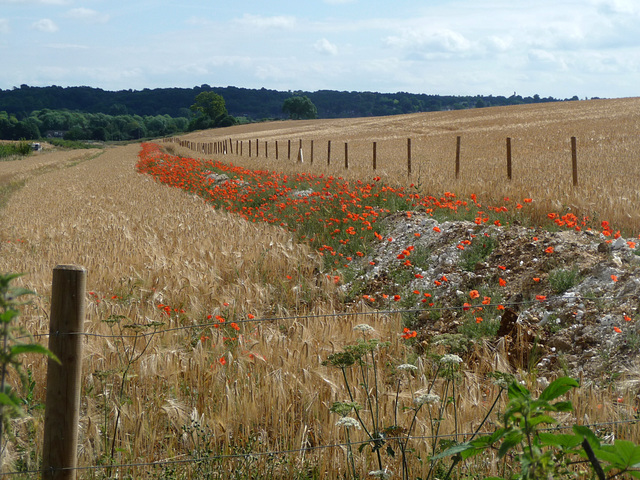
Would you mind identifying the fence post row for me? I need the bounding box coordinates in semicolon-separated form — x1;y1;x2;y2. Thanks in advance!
42;265;86;480
168;134;580;183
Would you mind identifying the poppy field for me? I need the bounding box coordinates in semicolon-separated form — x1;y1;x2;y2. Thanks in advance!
0;98;640;478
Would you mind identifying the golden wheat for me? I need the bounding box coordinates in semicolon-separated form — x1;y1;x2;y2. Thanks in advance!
0;105;637;477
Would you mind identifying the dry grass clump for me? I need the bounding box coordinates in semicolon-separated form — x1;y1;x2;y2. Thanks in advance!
0;137;637;477
177;97;640;232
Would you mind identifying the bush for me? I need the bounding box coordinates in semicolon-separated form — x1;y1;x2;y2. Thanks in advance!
0;141;31;160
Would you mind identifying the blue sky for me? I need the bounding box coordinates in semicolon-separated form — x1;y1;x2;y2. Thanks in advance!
1;0;639;98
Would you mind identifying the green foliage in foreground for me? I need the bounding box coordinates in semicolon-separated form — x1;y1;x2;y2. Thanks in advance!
437;377;640;479
0;273;59;455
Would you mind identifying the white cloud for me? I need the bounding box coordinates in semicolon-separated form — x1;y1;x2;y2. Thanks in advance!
32;18;58;33
386;28;473;54
0;19;9;34
235;14;296;29
595;0;638;14
65;8;110;23
314;38;338;55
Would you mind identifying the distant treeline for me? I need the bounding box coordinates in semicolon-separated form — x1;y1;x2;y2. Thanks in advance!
1;84;580;123
0;109;189;141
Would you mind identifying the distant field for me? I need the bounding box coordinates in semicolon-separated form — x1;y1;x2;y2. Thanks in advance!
175;97;640;233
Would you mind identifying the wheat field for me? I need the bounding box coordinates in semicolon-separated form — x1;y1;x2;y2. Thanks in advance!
0;99;638;478
178;97;640;233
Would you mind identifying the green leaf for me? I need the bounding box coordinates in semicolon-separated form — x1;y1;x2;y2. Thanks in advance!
432;442;474;460
498;431;524;458
573;425;601;449
528;414;558;427
507;381;529;401
9;287;34;299
0;309;19;324
539;432;582;449
608;440;640;468
538;377;579;401
0;391;19;407
10;344;60;363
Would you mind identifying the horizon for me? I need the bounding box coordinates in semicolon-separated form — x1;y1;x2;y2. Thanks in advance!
1;1;639;99
0;83;588;100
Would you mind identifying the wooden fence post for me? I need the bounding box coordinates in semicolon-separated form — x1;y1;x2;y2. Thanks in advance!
455;136;461;179
256;139;259;157
240;141;243;156
42;265;86;480
229;139;233;154
265;141;268;158
571;136;578;186
344;142;349;169
506;137;512;180
327;140;331;166
373;141;377;171
311;140;314;165
249;139;252;157
407;138;412;176
288;140;291;160
276;140;279;160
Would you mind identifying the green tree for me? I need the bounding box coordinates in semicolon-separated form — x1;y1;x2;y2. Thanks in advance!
190;92;228;121
282;95;318;120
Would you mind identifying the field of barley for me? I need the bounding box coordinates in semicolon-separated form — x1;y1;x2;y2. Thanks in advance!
0;98;639;479
179;97;640;233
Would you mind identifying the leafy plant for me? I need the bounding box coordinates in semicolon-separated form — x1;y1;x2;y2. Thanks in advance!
0;273;59;457
437;376;640;479
548;268;580;294
460;236;498;271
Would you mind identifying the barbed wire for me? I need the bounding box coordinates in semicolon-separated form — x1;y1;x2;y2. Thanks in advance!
16;291;640;342
5;417;640;477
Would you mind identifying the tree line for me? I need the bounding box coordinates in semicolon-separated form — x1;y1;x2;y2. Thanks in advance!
1;84;580;123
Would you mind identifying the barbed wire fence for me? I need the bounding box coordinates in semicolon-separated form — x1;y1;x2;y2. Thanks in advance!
6;266;640;478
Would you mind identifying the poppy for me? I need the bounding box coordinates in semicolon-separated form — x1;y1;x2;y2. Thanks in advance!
614;326;622;333
499;278;506;287
469;290;480;299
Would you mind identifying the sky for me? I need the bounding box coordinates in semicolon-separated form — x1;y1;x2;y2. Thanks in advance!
1;0;639;99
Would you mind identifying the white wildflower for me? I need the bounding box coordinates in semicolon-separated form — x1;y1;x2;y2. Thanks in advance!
414;392;440;406
397;364;418;371
440;354;463;365
335;416;361;429
353;324;375;334
369;467;393;479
